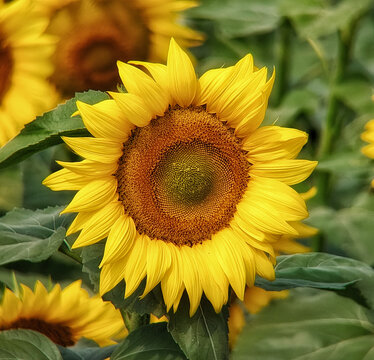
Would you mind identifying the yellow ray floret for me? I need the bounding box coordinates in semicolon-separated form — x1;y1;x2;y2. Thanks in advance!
44;39;317;316
0;0;58;146
0;280;126;346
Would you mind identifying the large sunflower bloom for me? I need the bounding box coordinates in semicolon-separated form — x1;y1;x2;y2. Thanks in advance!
0;280;126;346
36;0;203;97
361;117;374;187
0;0;57;146
44;39;317;315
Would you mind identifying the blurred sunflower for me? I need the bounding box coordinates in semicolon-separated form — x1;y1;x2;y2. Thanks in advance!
44;39;317;315
0;0;57;146
361;118;374;187
0;280;125;346
36;0;203;97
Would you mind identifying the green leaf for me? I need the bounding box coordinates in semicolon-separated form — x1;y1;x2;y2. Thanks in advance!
0;206;74;265
0;164;23;212
232;290;374;360
81;243;104;293
58;345;116;360
111;323;186;360
168;294;229;360
0;90;109;170
103;280;166;319
309;199;374;266
189;0;280;37
282;0;373;38
255;253;374;309
0;329;62;360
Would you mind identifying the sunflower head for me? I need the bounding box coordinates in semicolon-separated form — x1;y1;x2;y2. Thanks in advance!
44;38;317;316
0;280;126;346
37;0;203;97
0;0;58;146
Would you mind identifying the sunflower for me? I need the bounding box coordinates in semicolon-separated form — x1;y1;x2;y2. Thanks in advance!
44;39;317;315
361;118;374;187
0;0;58;146
0;280;125;346
36;0;203;97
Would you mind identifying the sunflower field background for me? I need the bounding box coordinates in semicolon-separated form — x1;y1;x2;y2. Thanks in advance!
0;0;374;359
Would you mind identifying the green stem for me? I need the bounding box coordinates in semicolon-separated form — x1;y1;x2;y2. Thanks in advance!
273;19;292;107
315;27;355;205
120;309;150;333
59;242;82;264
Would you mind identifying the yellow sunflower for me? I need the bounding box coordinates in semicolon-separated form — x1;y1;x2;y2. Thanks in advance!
36;0;203;97
0;280;125;346
43;39;317;316
361;118;374;187
0;0;57;146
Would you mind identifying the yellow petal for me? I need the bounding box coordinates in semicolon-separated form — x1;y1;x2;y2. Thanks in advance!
109;92;153;127
100;260;126;296
62;137;122;163
117;61;168;116
167;38;197;107
43;168;90;191
142;240;172;297
76;100;133;140
100;214;137;266
123;235;148;297
243;126;308;161
250;159;318;185
56;159;117;178
72;201;123;248
62;178;118;214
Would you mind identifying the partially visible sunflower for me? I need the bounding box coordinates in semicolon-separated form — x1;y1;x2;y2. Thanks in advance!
0;280;126;346
361;116;374;187
36;0;203;97
0;0;58;146
44;39;317;316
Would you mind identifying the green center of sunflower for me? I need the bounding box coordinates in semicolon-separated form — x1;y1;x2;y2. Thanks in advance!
160;147;214;206
1;318;75;347
50;0;149;97
0;30;13;102
116;106;250;246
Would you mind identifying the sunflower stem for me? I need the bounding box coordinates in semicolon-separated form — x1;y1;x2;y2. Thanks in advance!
315;25;356;205
120;309;150;333
273;18;292;107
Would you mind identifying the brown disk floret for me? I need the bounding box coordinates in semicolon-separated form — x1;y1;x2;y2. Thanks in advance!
115;106;250;246
2;318;75;346
49;1;149;96
0;29;13;102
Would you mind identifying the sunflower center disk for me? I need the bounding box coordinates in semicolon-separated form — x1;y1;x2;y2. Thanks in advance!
0;30;13;101
50;0;149;96
2;318;75;346
116;106;250;246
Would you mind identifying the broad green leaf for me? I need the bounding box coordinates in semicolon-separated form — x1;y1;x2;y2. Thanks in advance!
111;323;186;360
255;253;374;309
168;294;229;360
58;344;116;360
188;0;280;37
232;290;374;360
81;243;104;293
0;206;74;265
0;164;22;212
334;78;374;115
283;0;373;38
0;329;62;360
103;280;166;319
0;90;109;170
309;198;374;265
